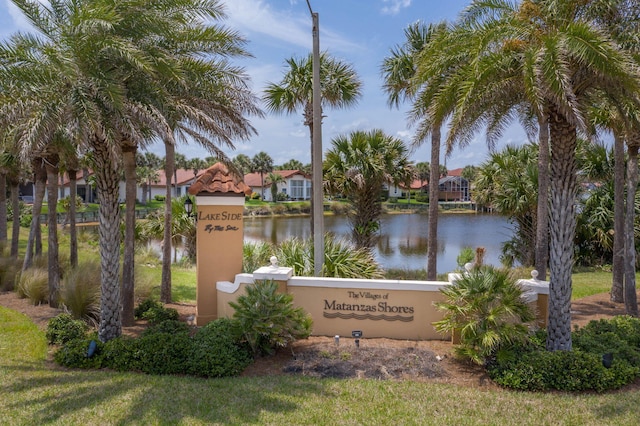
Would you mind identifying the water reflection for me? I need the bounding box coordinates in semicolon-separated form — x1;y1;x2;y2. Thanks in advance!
244;213;513;274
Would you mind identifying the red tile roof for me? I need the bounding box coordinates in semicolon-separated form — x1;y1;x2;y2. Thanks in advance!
188;163;251;196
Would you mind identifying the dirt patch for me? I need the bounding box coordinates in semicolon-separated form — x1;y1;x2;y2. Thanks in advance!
0;289;635;388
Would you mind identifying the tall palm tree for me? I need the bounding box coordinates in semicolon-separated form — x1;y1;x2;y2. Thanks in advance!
416;0;640;350
252;152;273;201
263;52;362;227
0;0;260;341
324;129;413;249
382;21;454;280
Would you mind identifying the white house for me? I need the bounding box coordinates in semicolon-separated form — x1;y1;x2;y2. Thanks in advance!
243;170;311;201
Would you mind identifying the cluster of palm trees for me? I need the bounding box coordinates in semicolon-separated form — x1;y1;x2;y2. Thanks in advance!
0;0;261;342
382;0;640;351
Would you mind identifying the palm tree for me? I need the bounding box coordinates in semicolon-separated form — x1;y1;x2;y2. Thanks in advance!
475;144;539;267
267;172;285;202
252;152;273;200
324;129;413;249
1;0;260;341
263;52;362;227
417;0;640;350
382;21;453;280
278;159;304;171
232;154;253;176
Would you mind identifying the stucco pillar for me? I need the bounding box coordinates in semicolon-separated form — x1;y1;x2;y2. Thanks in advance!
188;163;251;326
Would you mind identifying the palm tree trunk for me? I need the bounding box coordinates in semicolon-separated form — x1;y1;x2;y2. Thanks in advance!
0;174;7;243
68;169;78;268
161;141;174;303
535;114;550;280
23;158;47;271
45;154;60;308
624;141;639;316
121;141;137;325
611;133;625;303
9;177;20;258
546;110;578;352
91;133;122;342
427;125;441;280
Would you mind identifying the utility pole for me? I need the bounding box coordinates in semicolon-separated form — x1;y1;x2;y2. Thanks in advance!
307;0;324;276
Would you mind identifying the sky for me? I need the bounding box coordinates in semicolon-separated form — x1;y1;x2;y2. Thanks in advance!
0;0;532;169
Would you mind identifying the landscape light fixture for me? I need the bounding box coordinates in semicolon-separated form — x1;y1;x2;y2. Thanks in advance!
184;197;194;218
352;330;362;348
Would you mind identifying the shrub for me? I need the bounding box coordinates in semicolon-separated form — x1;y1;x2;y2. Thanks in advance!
188;318;253;378
230;280;313;356
0;256;19;291
489;348;639;392
274;234;384;279
60;261;101;323
134;299;179;324
434;266;535;365
154;195;165;201
16;267;48;304
54;338;104;369
242;241;274;273
46;313;89;345
101;336;142;372
137;327;192;375
489;318;640;392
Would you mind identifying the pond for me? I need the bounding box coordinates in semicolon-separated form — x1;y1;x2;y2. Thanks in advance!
243;213;514;274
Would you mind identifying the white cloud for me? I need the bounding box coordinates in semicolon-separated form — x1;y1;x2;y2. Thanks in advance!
223;0;362;55
381;0;412;16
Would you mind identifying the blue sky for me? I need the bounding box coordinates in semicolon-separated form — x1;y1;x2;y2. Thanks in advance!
1;0;531;169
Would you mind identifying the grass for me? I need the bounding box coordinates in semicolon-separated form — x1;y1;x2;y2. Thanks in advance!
1;306;640;425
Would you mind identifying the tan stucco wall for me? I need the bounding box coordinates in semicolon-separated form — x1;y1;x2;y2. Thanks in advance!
195;195;245;326
216;274;550;341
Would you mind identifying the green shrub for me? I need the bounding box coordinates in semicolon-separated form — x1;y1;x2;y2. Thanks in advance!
141;319;191;337
46;313;89;345
489;318;640;392
188;318;253;377
271;203;286;215
101;336;142;372
230;280;313;356
434;266;535;365
137;328;192;375
242;241;274;273
54;338;104;369
134;299;179;324
154;195;165;201
16;267;49;304
60;261;101;323
489;348;639;392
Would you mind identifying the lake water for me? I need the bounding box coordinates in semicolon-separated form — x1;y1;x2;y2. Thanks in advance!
243;213;514;274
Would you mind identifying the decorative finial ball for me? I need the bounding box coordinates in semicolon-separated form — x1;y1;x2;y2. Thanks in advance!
270;256;278;267
531;270;539;280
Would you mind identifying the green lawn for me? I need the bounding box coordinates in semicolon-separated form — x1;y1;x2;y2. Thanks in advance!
2;306;640;425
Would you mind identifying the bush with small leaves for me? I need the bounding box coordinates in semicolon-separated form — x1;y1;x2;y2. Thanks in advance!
188;318;253;378
134;299;179;324
230;280;312;356
137;326;192;375
46;313;88;345
54;338;104;369
489;318;640;392
101;336;142;372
